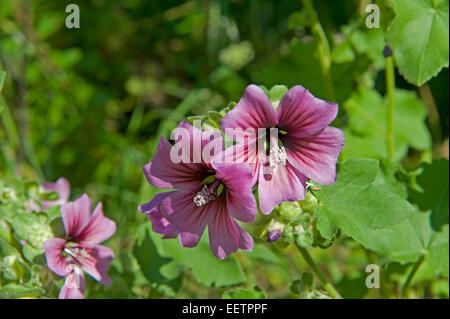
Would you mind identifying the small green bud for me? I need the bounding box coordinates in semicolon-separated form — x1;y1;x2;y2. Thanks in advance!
295;228;314;248
201;175;216;185
24;181;40;198
282;224;295;243
216;183;224;196
0;187;17;204
299;191;318;213
279;201;302;221
290;272;314;294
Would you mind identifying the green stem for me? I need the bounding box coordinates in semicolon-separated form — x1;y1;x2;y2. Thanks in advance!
418;84;442;145
296;245;343;299
385;56;395;160
401;255;425;298
302;0;335;102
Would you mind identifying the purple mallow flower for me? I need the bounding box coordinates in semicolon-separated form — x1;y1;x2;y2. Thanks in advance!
140;121;256;259
41;177;71;210
220;84;344;214
43;194;116;299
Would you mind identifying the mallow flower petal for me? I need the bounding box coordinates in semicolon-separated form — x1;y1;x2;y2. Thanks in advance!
283;126;345;185
177;120;224;168
76;202;116;245
208;199;254;259
143;137;207;191
42;177;71;209
277;85;338;137
60;194;92;240
258;163;307;214
58;265;85;299
221;84;278;134
43;238;68;276
214;140;260;186
213;163;257;223
160;190;213;248
77;244;114;286
139;192;178;237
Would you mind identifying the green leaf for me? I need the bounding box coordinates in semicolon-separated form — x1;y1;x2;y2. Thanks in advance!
288;11;311;29
367;212;448;277
387;0;449;85
290;272;314;294
315;158;416;240
0;70;5;92
222;286;266;299
350;28;385;69
409;159;449;230
343;87;431;161
243;244;283;264
373;160;408;199
134;223;246;288
12;213;53;249
427;225;449;277
0;70;5;114
266;85;288;109
315;159;448;274
0;284;43;299
133;224;182;296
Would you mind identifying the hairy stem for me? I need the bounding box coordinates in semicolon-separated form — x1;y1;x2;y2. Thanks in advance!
296;245;343;299
401;255;425;298
385;56;395;160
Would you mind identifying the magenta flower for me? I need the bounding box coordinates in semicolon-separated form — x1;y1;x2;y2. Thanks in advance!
43;194;116;299
220;84;344;214
41;177;71;209
140;121;256;259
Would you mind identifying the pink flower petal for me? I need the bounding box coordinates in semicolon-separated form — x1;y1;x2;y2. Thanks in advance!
161;190;213;248
177;120;224;168
61;194;92;240
258;163;307;214
77;244;114;286
43;238;68;276
221;84;277;134
208;199;254;259
42;177;71;209
214;141;260;185
139;192;178;237
76;202;116;245
213;163;257;223
283;126;345;185
143;137;208;191
58;265;85;299
277;85;338;138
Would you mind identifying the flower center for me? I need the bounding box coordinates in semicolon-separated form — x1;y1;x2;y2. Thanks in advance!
193;180;221;207
264;142;287;176
193;185;216;207
63;244;95;266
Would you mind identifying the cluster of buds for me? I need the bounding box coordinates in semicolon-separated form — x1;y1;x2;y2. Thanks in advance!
255;190;338;249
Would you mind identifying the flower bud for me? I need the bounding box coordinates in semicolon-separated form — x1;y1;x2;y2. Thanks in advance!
0;187;17;204
279;201;303;221
266;220;285;243
267;229;282;242
299;191;318;213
